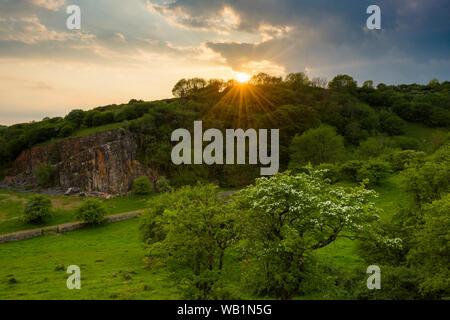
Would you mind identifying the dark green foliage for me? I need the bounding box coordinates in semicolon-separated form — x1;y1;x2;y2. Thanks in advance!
59;123;74;138
340;160;364;182
172;78;207;98
389;150;426;171
93;111;114;126
339;159;391;186
357;137;391;159
289;125;345;167
22;195;52;224
132;176;153;195
356;160;391;186
64;109;85;128
392;136;419;150
379;111;406;135
156;176;171;193
328;74;357;92
315;163;341;183
35;165;56;187
76;199;107;224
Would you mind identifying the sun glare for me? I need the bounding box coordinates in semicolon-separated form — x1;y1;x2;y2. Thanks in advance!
236;72;251;83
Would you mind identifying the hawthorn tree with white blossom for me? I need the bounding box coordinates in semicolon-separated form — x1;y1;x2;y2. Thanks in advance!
236;169;396;300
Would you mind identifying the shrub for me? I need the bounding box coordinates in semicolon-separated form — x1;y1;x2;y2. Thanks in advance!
357;137;389;159
288;125;346;166
379;111;406;135
156;176;171;193
35;165;56;187
22;195;52;224
140;184;239;299
340;160;364;182
76;199;107;224
389;150;426;171
356;160;391;186
393;136;419;150
401;160;449;205
59;123;74;138
132;176;153;195
316;163;341;183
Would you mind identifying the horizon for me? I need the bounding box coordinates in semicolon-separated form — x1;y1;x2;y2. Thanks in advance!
1;0;449;125
0;76;448;127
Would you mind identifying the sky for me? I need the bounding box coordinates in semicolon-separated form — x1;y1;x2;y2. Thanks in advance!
0;0;449;125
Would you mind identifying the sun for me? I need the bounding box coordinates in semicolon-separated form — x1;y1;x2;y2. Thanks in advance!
236;72;251;83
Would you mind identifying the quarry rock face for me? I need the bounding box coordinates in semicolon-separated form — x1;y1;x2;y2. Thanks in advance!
1;129;154;195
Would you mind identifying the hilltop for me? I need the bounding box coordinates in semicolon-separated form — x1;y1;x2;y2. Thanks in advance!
0;73;449;192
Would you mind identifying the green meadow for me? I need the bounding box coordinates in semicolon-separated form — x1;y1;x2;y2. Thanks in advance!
0;174;404;300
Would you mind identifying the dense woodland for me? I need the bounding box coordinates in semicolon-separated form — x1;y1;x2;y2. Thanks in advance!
0;73;449;299
1;73;449;185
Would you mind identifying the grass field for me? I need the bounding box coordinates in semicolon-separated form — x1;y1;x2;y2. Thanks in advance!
0;189;152;235
0;174;406;300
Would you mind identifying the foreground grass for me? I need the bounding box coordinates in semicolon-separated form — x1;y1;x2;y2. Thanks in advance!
0;218;179;300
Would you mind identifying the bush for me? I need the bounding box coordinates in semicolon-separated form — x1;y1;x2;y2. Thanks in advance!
389;150;426;171
59;123;74;138
340;160;364;182
288;125;346;166
132;176;153;195
22;195;52;224
76;199;107;224
156;176;171;193
357;137;389;159
393;136;419;150
35;165;56;187
316;163;341;183
379;111;406;135
356;160;391;186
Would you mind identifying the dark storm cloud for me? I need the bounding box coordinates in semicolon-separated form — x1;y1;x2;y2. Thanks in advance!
149;0;450;83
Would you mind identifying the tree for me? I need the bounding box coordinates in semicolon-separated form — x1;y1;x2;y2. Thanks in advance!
310;77;328;88
249;73;282;86
357;137;388;159
22;195;52;224
132;176;153;195
172;78;207;98
408;194;450;298
400;146;450;205
236;169;389;299
65;109;85;128
379;111;406;135
141;184;239;299
35;165;56;187
362;80;374;88
76;199;107;224
328;74;357;91
356;159;391;186
285;72;310;89
289;125;345;167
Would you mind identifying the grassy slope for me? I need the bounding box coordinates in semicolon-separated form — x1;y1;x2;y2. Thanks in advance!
36;122;128;147
0;189;152;235
0;219;179;300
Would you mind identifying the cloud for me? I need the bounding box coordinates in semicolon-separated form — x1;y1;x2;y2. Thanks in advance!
0;15;94;44
30;0;65;11
146;0;240;34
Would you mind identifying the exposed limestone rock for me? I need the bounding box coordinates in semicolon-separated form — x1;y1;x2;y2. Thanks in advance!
1;129;154;195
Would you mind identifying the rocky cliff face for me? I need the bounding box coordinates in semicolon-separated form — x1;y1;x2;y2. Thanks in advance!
1;129;154;195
